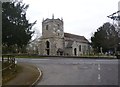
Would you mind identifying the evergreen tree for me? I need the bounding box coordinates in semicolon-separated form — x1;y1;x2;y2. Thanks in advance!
91;22;120;54
2;1;36;53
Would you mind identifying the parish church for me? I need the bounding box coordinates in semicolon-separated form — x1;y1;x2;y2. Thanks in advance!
39;15;90;56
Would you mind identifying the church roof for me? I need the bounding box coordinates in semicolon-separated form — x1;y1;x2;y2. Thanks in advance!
64;33;89;43
66;41;73;48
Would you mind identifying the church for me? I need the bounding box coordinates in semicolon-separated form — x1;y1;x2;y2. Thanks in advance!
38;15;90;56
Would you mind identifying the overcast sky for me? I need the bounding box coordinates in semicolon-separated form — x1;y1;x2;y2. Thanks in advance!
23;0;120;40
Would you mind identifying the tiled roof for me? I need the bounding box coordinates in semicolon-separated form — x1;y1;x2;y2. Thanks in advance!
64;33;89;42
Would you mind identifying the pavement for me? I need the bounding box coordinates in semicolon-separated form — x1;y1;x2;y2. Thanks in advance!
3;62;42;86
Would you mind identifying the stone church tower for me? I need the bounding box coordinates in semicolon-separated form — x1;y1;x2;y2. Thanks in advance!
40;15;64;55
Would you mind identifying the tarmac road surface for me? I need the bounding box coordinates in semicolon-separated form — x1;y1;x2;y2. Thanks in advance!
16;58;119;85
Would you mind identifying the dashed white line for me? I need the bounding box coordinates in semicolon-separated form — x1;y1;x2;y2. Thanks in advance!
98;64;100;70
98;74;101;82
97;64;101;82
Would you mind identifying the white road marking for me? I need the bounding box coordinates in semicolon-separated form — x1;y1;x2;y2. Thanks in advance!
98;74;101;82
32;67;42;85
98;64;101;70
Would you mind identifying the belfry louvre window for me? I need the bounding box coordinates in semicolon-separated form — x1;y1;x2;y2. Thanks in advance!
58;24;60;28
46;25;49;30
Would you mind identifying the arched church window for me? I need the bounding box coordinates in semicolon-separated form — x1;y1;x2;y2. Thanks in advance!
79;45;81;52
46;41;50;48
46;41;50;55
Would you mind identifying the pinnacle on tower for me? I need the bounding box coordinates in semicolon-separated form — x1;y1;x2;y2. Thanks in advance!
61;17;63;21
42;18;44;21
52;14;54;19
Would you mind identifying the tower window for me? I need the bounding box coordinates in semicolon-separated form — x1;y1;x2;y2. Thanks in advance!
46;25;49;30
46;41;50;55
57;24;60;29
58;24;60;27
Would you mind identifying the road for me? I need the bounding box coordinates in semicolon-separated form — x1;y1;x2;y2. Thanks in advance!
16;58;119;85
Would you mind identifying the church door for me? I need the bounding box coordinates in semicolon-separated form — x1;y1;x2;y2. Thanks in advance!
74;48;77;56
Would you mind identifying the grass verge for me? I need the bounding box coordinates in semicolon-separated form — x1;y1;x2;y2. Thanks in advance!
15;55;45;58
2;65;23;85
